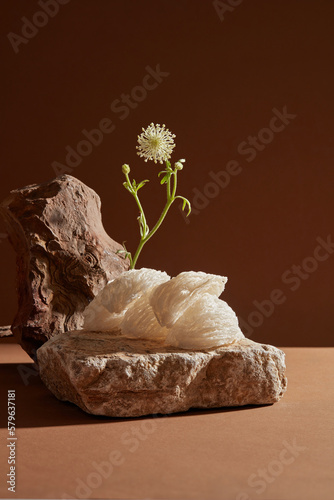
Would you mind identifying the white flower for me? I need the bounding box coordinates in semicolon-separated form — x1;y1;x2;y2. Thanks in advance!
136;123;176;164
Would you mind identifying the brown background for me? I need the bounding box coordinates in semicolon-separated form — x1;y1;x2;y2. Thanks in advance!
1;0;333;346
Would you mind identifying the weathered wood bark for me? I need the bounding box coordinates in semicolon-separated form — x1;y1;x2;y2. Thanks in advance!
0;175;128;359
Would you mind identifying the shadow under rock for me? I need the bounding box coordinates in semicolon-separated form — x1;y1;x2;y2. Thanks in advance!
0;363;269;429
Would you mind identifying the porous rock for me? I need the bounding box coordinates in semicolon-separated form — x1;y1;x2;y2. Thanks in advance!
37;331;287;417
0;175;128;358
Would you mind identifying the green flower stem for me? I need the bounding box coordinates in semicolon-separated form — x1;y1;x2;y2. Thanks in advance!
171;170;177;198
125;173;145;221
167;172;172;199
124;172;149;236
130;169;178;269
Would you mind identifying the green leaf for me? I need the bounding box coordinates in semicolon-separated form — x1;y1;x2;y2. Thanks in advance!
123;182;133;193
116;248;131;259
159;170;172;184
177;196;192;216
185;200;191;216
136;179;149;190
116;242;133;264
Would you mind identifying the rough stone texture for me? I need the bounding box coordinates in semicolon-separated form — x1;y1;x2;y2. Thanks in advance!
37;331;287;417
0;175;128;358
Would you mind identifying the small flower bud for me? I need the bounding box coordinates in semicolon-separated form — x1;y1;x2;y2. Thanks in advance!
174;162;183;171
122;164;130;175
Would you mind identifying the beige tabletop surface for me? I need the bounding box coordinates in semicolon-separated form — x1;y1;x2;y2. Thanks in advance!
0;343;333;500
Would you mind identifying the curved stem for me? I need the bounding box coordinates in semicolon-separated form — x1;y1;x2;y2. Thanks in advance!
127;165;191;269
144;199;174;244
131;198;174;269
133;192;145;220
131;169;179;269
171;170;177;198
167;174;171;200
131;239;146;269
125;173;148;231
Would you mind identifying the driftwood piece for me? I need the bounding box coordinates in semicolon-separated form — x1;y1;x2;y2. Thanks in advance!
0;175;128;358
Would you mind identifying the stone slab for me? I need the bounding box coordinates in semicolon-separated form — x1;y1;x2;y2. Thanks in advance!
37;331;287;417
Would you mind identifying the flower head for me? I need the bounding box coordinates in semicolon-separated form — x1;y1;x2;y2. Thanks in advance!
122;164;130;175
136;123;176;164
